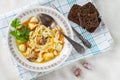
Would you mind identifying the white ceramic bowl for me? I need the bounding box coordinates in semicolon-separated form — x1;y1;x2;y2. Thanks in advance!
8;6;73;72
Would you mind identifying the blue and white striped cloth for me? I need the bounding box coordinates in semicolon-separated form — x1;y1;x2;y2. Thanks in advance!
0;0;113;80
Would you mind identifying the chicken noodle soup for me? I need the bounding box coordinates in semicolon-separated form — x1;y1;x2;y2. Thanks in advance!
11;16;64;63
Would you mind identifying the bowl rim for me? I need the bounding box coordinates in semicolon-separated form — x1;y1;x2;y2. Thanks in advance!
8;6;74;72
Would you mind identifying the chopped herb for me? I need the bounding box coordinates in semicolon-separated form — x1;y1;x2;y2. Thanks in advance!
10;18;30;42
11;18;22;29
10;30;17;37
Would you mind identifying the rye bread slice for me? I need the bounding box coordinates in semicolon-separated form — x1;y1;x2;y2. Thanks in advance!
68;2;101;33
68;4;81;25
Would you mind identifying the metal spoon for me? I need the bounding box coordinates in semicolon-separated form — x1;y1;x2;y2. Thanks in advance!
38;14;85;54
51;4;92;48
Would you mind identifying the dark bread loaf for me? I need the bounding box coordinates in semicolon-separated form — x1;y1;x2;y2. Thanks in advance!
68;2;101;33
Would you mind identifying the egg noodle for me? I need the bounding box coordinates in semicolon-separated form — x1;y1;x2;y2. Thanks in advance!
17;16;64;63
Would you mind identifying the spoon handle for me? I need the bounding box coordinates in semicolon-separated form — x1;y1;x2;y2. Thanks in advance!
72;27;91;48
63;33;85;54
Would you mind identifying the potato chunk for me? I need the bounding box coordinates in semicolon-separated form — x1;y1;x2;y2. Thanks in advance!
28;16;39;30
30;16;38;23
18;44;26;52
28;23;37;30
43;53;54;61
55;43;63;51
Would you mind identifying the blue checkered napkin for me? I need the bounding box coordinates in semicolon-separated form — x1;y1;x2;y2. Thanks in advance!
0;0;113;80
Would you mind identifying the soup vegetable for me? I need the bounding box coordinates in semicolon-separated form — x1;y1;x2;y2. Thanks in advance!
10;16;64;63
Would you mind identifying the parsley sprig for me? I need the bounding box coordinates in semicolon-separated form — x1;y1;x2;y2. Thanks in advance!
10;18;30;42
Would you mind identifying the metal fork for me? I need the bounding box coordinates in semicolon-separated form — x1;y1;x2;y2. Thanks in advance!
51;4;92;48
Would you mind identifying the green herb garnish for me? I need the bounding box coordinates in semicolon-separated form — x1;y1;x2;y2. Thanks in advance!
10;18;30;42
11;18;22;29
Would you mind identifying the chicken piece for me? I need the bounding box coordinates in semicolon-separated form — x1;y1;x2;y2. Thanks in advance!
39;36;48;45
27;51;38;62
